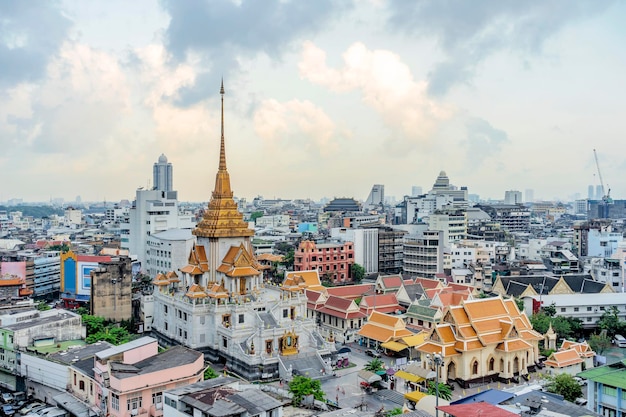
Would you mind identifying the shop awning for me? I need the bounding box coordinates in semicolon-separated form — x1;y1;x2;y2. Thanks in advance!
358;370;382;383
381;340;408;352
395;370;425;383
404;390;427;403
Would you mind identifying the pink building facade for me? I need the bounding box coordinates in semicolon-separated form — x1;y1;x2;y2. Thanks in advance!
294;240;355;284
93;337;204;417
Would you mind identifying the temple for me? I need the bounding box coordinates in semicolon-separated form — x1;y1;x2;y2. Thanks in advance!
150;82;334;381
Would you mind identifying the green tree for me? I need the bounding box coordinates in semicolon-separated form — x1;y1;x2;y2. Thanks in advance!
281;248;295;269
546;373;582;402
530;313;582;341
385;408;403;416
36;301;51;311
542;303;557;317
250;211;264;222
288;375;325;406
204;366;219;380
589;332;612;355
515;298;525;312
82;315;106;335
364;358;384;372
597;306;626;339
426;381;453;401
351;263;365;284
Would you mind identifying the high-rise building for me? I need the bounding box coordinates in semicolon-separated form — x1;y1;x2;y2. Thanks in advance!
364;184;384;209
153;153;173;192
596;185;603;200
121;156;194;270
525;189;534;203
588;185;594;200
411;186;423;197
504;190;522;204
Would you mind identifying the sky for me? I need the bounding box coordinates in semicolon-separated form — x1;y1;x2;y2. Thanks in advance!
1;0;626;204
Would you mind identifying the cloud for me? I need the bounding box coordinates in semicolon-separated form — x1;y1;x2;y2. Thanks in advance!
386;0;614;95
159;0;351;106
299;41;451;152
0;1;71;87
253;99;338;157
464;117;508;164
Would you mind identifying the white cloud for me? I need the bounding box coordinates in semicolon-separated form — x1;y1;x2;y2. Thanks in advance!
253;98;338;157
299;41;452;151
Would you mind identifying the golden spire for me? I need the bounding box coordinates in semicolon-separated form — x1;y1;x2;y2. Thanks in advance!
193;81;254;239
219;78;227;171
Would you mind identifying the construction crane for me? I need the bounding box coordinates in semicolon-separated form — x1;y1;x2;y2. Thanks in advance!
593;149;613;218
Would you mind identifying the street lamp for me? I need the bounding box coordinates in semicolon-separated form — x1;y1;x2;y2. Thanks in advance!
427;352;443;417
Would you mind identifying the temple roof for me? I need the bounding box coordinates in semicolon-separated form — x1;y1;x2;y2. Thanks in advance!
193;82;254;239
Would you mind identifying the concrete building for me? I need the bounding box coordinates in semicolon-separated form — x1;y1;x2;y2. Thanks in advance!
476;204;531;233
0;308;85;391
90;257;133;323
294;240;355;283
120;154;195;271
426;210;467;246
377;226;407;274
60;250;111;308
330;227;378;274
402;231;444;279
504;190;522;205
153;153;173;192
146;228;194;277
64;208;82;228
164;377;283;417
588;228;623;258
93;337;204;417
579;359;626;416
364;184;384;210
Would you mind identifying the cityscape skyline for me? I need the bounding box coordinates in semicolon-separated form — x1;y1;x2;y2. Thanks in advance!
1;1;625;203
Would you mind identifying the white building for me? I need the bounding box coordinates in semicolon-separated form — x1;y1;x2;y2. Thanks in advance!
504;190;522;204
146;228;195;277
121;186;195;272
588;228;623;258
330;227;379;274
426;210;467;246
64;208;82;227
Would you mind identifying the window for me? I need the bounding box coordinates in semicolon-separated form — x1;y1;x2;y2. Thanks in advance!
126;397;141;411
283;309;288;318
152;392;162;406
111;393;120;411
587;307;592;311
574;307;579;312
164;397;177;408
79;380;85;391
223;337;228;348
603;386;617;397
560;308;566;312
239;314;244;324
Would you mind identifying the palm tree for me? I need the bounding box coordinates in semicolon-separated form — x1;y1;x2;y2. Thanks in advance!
426;381;452;401
365;358;385;372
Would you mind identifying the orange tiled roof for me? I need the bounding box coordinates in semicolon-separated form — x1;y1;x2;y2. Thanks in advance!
358;324;412;343
463;298;509;320
545;348;584;368
326;284;375;299
217;244;261;277
186;284;207;299
496;339;532;352
367;311;404;328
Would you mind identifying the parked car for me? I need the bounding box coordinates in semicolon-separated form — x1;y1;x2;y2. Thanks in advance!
34;407;56;416
1;405;15;417
21;405;47;416
365;349;382;358
19;403;44;416
0;394;13;405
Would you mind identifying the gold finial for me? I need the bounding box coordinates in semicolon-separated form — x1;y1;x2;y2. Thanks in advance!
219;79;227;171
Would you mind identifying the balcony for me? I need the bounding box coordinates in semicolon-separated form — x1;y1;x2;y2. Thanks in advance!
149;404;163;417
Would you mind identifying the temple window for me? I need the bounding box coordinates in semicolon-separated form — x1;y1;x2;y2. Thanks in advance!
222;314;231;328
